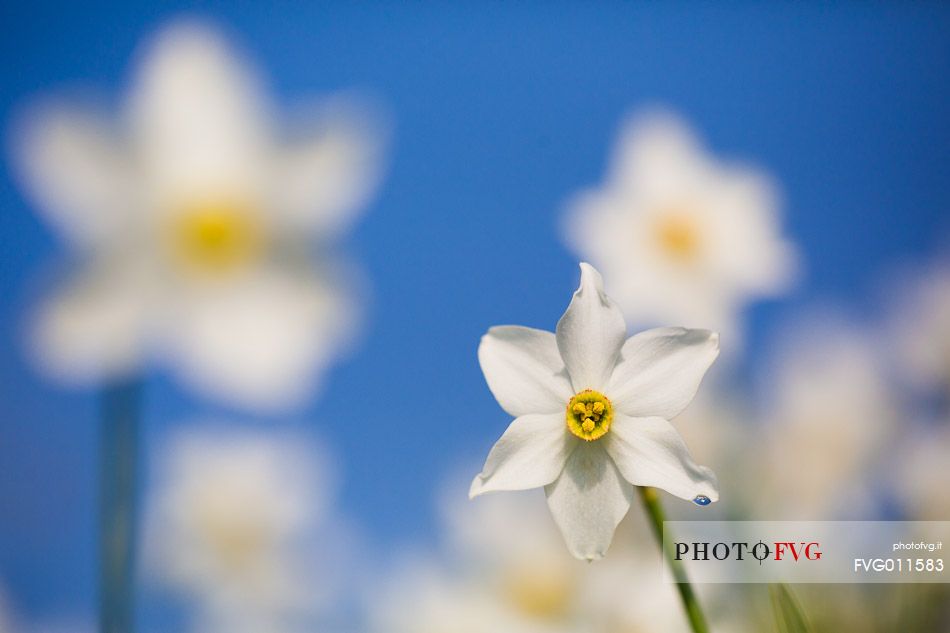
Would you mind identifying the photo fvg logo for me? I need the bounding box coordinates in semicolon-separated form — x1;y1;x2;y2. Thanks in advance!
674;541;823;564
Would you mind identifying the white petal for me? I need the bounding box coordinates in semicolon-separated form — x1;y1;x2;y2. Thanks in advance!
128;22;270;207
272;106;385;238
556;263;627;392
469;413;576;498
611;110;708;195
14;105;134;247
606;415;719;503
608;327;719;419
544;442;634;560
478;326;573;417
32;258;153;381
165;266;356;410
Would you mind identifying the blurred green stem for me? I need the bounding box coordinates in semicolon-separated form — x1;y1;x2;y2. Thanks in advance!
637;486;710;633
99;379;141;633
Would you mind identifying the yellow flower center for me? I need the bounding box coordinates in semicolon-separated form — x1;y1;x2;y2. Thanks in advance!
193;504;269;572
504;565;573;620
566;389;613;441
168;201;266;275
654;212;700;262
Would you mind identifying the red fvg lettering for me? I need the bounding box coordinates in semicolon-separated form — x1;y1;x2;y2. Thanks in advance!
774;542;822;561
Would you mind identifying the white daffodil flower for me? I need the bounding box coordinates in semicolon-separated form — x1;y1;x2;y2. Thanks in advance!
373;559;571;633
470;263;720;560
15;22;382;409
145;427;340;628
562;111;797;347
445;491;588;627
375;488;705;633
754;315;895;520
890;263;950;394
893;425;950;521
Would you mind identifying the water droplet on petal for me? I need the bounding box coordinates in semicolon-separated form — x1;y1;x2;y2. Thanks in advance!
693;495;711;506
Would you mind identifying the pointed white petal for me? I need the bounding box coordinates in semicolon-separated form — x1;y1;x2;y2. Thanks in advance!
128;22;270;206
556;263;626;392
15;105;134;247
478;326;573;417
611;110;708;192
272;106;385;238
32;258;152;381
606;415;719;503
608;327;719;419
469;413;575;498
544;442;634;560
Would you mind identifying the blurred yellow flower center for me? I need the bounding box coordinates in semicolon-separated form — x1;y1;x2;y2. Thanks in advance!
504;566;573;620
169;202;265;274
655;212;700;261
194;506;269;571
567;389;613;441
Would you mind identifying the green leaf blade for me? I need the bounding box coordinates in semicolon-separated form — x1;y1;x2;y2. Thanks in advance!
769;583;814;633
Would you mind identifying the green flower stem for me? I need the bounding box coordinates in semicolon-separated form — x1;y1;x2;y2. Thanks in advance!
99;380;142;633
637;486;710;633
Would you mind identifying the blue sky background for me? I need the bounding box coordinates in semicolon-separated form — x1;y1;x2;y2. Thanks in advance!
1;1;949;624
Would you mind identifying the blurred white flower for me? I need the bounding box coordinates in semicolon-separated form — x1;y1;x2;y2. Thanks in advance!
470;263;719;560
15;21;383;409
884;261;950;519
890;263;950;394
374;489;693;633
754;315;896;519
445;491;587;630
562;110;797;347
374;559;573;633
145;427;340;629
893;425;950;520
